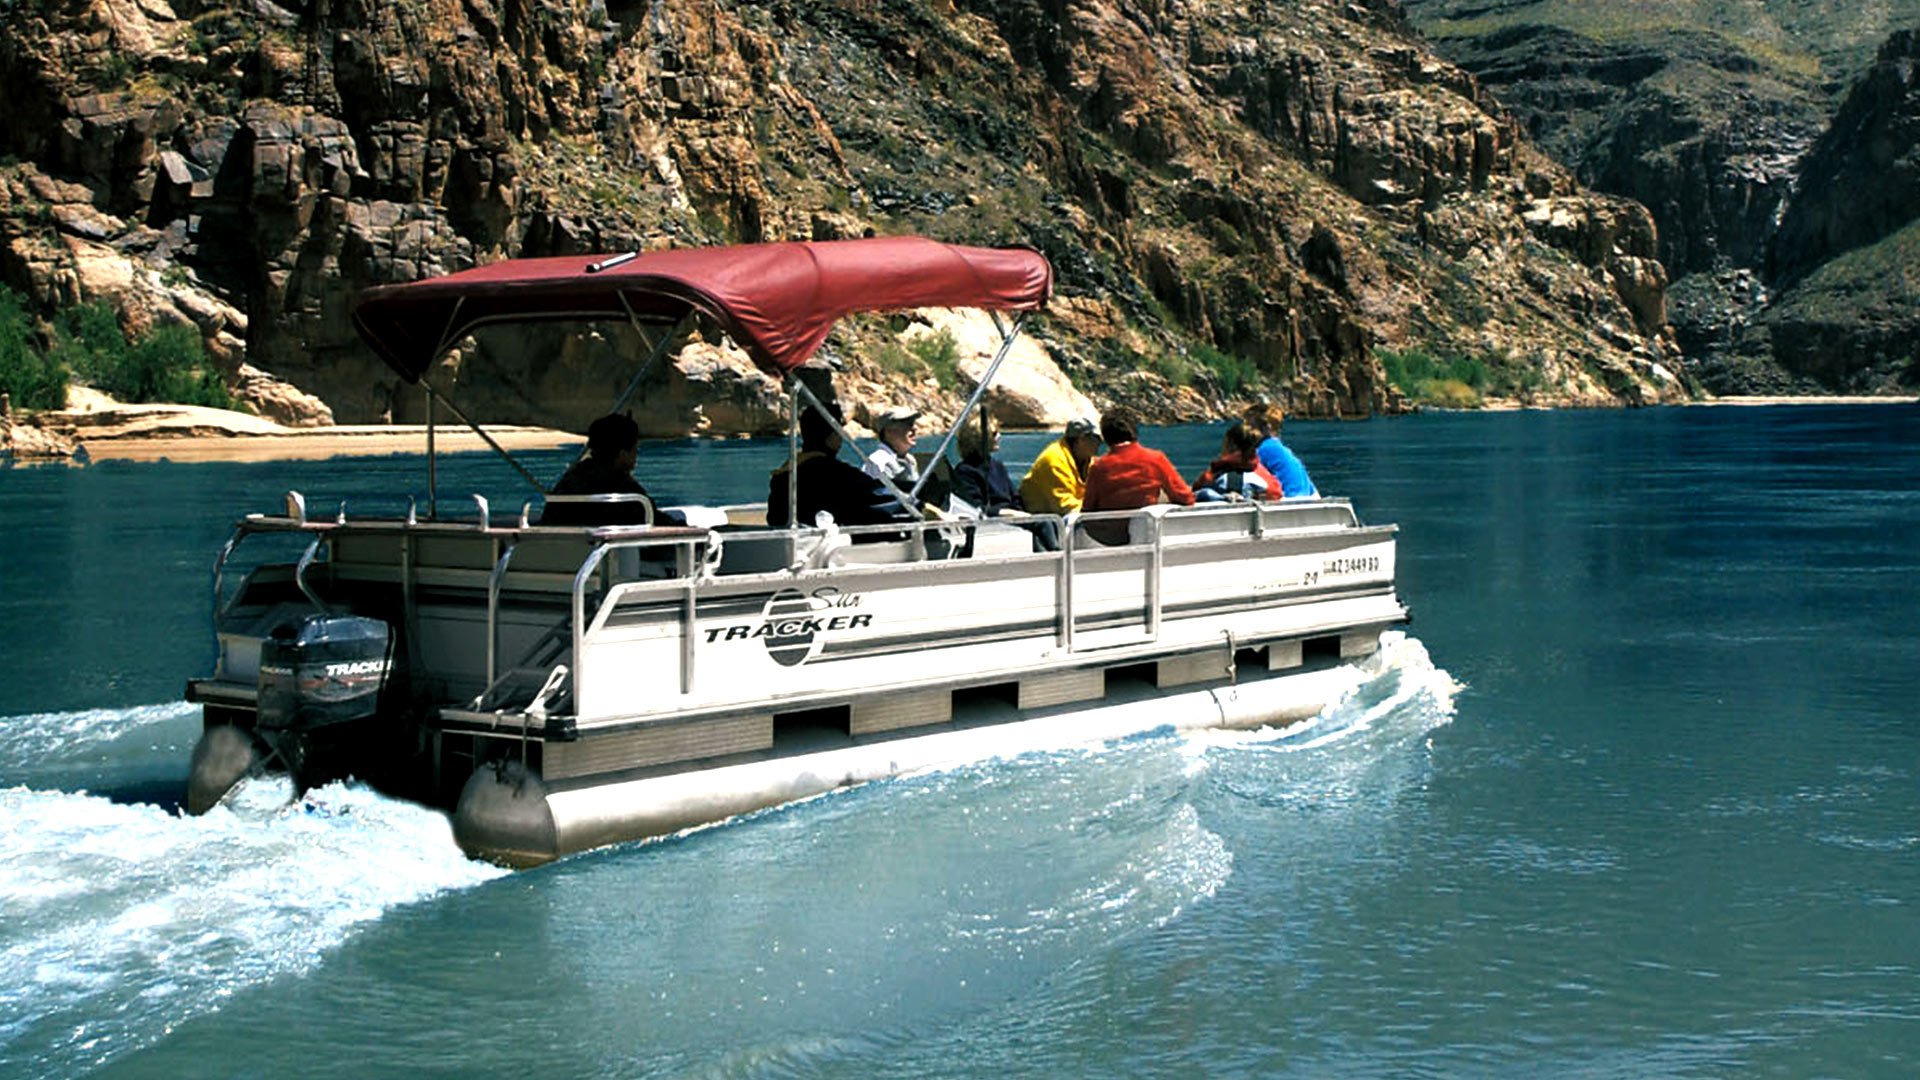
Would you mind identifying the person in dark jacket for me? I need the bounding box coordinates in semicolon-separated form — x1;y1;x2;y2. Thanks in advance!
541;413;685;526
767;405;916;529
950;415;1021;517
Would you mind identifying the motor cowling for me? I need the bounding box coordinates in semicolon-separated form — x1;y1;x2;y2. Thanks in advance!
256;614;393;733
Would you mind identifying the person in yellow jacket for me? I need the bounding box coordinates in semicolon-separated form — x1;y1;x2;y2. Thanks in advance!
1019;417;1102;548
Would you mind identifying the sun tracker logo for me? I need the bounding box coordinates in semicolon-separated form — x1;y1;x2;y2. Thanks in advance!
763;589;820;666
702;587;874;667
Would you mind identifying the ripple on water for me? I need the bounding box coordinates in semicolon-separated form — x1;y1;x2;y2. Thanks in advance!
0;702;200;783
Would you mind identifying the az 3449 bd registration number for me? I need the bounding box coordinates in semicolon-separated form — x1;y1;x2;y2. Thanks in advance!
1323;555;1381;576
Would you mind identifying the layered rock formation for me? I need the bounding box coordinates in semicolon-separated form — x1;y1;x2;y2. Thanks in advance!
1404;0;1920;394
1762;31;1920;389
0;0;1688;439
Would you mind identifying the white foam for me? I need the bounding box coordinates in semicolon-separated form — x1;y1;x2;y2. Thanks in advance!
1183;632;1460;761
0;701;199;773
0;780;504;1073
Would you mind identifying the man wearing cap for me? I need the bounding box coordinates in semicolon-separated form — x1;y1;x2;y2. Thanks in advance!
1019;416;1101;519
862;405;922;486
769;404;917;529
1016;416;1102;549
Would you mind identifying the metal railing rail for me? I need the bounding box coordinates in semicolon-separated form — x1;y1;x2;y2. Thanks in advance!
484;536;518;695
558;505;1217;720
213;493;1371;725
570;531;714;712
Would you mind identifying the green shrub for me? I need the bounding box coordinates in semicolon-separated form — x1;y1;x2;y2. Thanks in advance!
98;52;135;88
907;327;959;370
1191;341;1259;397
1425;378;1483;409
870;338;922;380
0;288;68;410
1379;346;1534;407
870;327;962;392
52;300;231;408
1142;349;1193;387
907;328;961;391
134;323;233;407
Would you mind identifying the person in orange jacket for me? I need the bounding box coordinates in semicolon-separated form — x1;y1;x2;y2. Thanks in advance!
1082;409;1193;544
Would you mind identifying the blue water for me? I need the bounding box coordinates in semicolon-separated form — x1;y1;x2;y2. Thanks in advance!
2;405;1917;1078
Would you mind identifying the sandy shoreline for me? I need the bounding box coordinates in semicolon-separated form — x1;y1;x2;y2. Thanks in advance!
7;393;1913;465
75;424;580;463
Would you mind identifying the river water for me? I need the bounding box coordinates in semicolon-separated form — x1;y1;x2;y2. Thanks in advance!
1;405;1915;1078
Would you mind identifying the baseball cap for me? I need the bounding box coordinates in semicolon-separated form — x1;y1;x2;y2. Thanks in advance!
1064;416;1100;440
876;405;921;428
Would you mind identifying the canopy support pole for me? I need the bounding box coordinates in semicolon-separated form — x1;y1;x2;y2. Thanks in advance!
561;303;687;472
418;376;551;495
420;297;470;521
910;312;1028;502
426;387;438;520
786;382;800;528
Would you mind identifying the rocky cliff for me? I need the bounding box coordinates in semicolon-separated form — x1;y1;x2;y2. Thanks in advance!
1404;0;1920;394
0;0;1689;439
1762;31;1920;390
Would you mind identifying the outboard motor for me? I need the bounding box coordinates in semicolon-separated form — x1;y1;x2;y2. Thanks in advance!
255;613;393;783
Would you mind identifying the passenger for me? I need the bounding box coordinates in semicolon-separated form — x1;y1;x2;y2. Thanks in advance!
1244;402;1318;498
541;413;685;526
1018;416;1101;516
1018;416;1101;550
1082;408;1193;545
768;404;917;530
950;415;1021;518
1192;422;1281;502
862;405;921;486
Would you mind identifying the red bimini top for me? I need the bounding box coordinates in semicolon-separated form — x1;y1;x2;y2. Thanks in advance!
352;236;1053;383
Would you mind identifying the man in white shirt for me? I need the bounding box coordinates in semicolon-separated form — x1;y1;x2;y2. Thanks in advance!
862;405;921;485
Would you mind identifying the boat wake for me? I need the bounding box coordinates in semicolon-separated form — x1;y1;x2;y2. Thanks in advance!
0;702;202;801
0;705;505;1078
0;701;200;765
505;637;1454;1072
1184;630;1460;761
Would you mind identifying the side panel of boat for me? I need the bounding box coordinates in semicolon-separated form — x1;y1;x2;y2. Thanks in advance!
571;527;1397;725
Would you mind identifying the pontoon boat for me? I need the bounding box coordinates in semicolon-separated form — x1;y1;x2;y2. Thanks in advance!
184;237;1408;866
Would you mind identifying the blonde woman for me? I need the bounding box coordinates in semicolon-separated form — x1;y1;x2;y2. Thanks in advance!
950;415;1020;518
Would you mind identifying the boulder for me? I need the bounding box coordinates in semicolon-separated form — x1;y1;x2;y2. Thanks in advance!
0;412;77;460
233;364;335;428
910;308;1097;429
632;339;788;438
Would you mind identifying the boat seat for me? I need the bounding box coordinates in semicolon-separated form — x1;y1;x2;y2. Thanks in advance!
969;520;1036;557
713;530;828;575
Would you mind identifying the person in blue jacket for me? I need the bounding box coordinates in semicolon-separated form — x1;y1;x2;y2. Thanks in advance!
1244;403;1317;498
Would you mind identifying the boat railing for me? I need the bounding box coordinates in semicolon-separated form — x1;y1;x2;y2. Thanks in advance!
212;492;1384;719
559;498;1383;713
